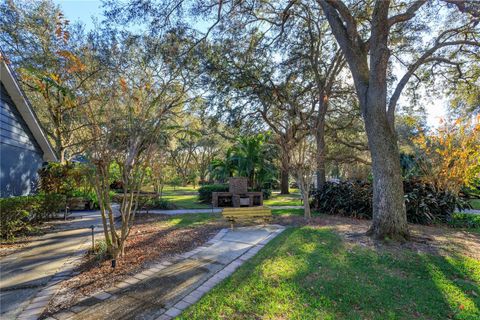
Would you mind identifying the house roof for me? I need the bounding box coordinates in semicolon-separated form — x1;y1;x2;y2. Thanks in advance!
0;52;57;162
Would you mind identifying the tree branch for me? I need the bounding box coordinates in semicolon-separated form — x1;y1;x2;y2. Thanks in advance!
388;0;428;28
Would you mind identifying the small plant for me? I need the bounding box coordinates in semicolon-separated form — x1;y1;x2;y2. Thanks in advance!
90;240;110;263
448;213;480;230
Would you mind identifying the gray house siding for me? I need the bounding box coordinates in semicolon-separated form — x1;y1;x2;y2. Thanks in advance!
0;83;44;197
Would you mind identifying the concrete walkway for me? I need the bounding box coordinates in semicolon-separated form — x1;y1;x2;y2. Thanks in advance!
140;206;304;215
141;208;222;215
0;210;109;320
460;209;480;215
48;225;285;320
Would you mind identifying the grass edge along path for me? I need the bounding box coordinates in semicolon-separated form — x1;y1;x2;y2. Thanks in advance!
180;227;480;320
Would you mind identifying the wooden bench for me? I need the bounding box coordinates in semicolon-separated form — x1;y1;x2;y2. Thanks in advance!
222;206;272;229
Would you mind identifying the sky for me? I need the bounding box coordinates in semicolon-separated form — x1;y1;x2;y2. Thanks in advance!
52;0;448;128
52;0;103;30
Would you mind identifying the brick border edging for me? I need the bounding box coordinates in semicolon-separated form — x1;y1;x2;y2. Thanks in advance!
42;229;231;320
46;225;285;320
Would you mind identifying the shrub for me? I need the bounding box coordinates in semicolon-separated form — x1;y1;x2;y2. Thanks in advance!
0;197;32;239
38;162;86;196
312;181;372;219
0;194;66;239
33;193;67;221
198;184;228;203
262;188;272;200
403;180;470;224
448;213;480;229
143;197;177;210
312;180;471;225
71;189;101;209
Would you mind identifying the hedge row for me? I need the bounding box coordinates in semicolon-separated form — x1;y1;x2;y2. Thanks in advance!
198;184;229;203
1;194;66;239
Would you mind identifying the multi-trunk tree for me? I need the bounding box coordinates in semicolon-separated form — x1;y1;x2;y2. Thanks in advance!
84;31;197;259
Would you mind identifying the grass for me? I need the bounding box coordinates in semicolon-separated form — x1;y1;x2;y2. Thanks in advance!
161;194;210;209
141;186;306;209
180;227;480;320
156;212;221;228
264;191;303;206
449;213;480;233
161;185;199;194
142;184;199;194
469;199;480;210
271;208;320;216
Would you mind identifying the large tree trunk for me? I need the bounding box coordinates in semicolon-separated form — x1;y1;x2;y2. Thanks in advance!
280;169;289;194
363;98;409;240
315;118;326;191
319;0;409;240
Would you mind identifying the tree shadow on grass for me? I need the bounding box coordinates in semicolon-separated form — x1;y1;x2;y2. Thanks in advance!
183;227;480;320
295;228;480;319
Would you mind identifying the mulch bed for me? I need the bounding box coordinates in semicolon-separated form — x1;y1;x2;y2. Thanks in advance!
273;214;480;260
44;214;225;316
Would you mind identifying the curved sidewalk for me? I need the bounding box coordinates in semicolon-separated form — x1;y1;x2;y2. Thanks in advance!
1;211;109;320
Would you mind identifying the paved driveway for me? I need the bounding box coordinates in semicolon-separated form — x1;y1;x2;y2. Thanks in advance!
0;211;106;319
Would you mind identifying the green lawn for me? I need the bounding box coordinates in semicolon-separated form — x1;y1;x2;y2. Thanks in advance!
470;199;480;210
161;185;198;194
142;186;305;208
264;192;303;206
155;209;307;229
156;212;220;228
143;184;199;194
180;227;480;320
271;208;311;216
161;194;210;209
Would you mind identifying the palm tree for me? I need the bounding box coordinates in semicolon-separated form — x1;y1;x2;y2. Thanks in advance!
209;149;235;183
209;133;277;192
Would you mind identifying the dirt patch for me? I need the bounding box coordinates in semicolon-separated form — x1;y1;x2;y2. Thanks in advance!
44;214;225;316
274;214;480;260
